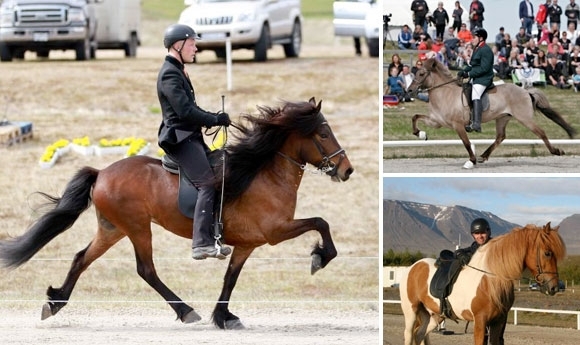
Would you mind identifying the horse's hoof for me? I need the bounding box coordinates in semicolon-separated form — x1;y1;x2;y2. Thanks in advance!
462;161;475;169
225;319;245;330
418;131;427;140
41;303;53;320
181;310;202;324
311;254;322;275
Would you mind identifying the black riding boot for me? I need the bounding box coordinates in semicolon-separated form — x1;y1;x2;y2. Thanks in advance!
466;99;482;132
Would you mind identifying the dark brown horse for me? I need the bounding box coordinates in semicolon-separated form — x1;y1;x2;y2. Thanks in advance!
0;97;353;330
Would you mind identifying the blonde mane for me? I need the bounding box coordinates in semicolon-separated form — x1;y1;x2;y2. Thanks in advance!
479;223;566;312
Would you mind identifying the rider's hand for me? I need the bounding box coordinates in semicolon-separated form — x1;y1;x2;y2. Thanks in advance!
457;70;468;78
216;112;231;127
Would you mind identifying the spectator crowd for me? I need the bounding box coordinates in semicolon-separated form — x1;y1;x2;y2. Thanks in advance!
386;0;580;99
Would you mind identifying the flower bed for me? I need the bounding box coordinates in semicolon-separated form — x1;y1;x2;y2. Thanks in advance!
39;136;150;169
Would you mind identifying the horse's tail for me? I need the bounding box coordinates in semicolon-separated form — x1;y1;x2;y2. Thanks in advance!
528;88;577;138
0;167;99;268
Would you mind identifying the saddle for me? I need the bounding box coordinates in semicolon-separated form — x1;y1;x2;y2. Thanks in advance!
462;83;497;112
430;249;462;320
161;150;225;219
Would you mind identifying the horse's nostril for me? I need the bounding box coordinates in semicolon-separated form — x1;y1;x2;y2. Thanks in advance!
345;167;354;178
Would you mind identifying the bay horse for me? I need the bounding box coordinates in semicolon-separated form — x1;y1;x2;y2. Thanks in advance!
0;97;353;330
400;223;566;345
407;58;576;169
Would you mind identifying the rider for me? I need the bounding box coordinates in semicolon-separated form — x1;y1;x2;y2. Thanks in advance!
157;24;232;260
457;28;494;133
440;218;492;318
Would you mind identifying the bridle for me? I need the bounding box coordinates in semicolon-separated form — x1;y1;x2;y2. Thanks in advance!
412;66;458;93
533;232;559;288
277;122;345;177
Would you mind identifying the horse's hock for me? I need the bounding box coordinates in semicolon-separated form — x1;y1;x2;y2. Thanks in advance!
0;121;33;146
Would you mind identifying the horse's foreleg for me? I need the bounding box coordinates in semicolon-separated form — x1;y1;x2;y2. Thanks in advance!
412;114;430;140
42;224;124;320
472;318;488;345
479;116;509;163
455;128;477;169
267;217;336;275
212;246;254;330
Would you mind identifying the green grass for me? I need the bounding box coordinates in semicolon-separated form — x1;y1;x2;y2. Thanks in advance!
383;79;580;159
141;0;334;21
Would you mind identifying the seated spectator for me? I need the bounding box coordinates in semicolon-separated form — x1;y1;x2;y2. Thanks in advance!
546;54;571;88
548;36;566;60
457;23;473;44
443;26;456;41
565;22;579;43
524;39;540;65
548;23;561;43
398;24;414;50
500;33;512;57
399;64;429;102
568;45;580;75
456;42;472;67
417;37;433;60
538;23;551;45
515;27;532;51
507;48;524;72
572;65;580;91
386;66;406;99
495;27;505;50
431;36;445;53
411;59;423;75
412;24;429;47
492;45;510;79
388;54;404;75
534;49;549;70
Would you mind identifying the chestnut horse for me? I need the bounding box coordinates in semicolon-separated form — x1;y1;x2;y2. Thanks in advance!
0;98;353;330
407;58;576;169
400;223;565;345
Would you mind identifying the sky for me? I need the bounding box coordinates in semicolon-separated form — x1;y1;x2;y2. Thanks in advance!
383;176;580;225
385;0;533;41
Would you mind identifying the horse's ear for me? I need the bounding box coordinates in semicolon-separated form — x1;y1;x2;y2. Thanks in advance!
315;100;322;113
543;222;553;232
309;97;316;105
423;58;435;70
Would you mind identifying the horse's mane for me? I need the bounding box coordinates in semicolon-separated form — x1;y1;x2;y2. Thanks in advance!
223;100;325;202
425;58;454;81
477;223;566;312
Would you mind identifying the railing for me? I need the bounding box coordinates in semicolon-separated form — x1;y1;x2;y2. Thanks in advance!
383;300;580;330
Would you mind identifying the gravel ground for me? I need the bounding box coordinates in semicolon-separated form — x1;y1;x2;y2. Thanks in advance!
383;156;580;173
383;313;580;345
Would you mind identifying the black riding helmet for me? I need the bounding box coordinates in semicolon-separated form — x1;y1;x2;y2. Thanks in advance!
473;28;488;41
163;24;200;50
470;218;491;234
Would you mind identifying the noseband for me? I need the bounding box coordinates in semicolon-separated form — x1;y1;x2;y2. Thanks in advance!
534;245;559;288
277;122;345;177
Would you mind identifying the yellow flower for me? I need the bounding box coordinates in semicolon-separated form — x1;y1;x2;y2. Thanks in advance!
72;136;90;146
53;139;69;148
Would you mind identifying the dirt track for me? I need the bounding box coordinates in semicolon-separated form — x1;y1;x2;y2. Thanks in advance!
0;305;378;345
383;313;580;345
383;156;580;173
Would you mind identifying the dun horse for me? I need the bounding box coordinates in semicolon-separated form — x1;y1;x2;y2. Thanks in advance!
400;223;565;345
0;98;353;329
407;58;576;169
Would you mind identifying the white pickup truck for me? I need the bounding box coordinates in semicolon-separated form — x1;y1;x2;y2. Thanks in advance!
178;0;302;62
333;0;380;57
0;0;140;61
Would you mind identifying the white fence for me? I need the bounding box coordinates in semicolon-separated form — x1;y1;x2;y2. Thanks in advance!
384;300;580;330
383;139;580;151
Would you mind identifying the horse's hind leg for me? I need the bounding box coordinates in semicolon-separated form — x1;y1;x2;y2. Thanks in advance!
518;117;565;156
128;227;200;324
42;220;125;320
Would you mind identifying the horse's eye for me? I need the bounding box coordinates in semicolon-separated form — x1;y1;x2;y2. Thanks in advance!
320;132;329;139
545;251;552;257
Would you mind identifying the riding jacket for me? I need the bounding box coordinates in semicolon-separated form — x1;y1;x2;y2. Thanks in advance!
463;41;494;87
157;55;219;151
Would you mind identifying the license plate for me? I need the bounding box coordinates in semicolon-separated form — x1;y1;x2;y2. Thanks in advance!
33;32;49;42
201;32;226;41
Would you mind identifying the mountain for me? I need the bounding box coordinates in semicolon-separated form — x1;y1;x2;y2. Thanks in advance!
555;214;580;254
383;199;520;256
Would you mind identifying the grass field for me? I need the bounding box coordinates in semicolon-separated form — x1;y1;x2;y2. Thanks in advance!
383;83;580;159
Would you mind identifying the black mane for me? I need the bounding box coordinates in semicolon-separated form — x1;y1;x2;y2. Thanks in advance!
223;100;325;202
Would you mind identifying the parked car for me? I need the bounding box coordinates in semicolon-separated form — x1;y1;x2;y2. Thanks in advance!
333;0;380;57
528;282;539;291
178;0;302;62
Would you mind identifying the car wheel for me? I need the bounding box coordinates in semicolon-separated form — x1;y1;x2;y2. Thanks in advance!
283;20;301;58
254;24;270;62
124;33;138;58
75;34;90;61
0;43;13;62
367;38;379;57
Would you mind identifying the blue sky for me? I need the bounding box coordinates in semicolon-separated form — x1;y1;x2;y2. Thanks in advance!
383;176;580;225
